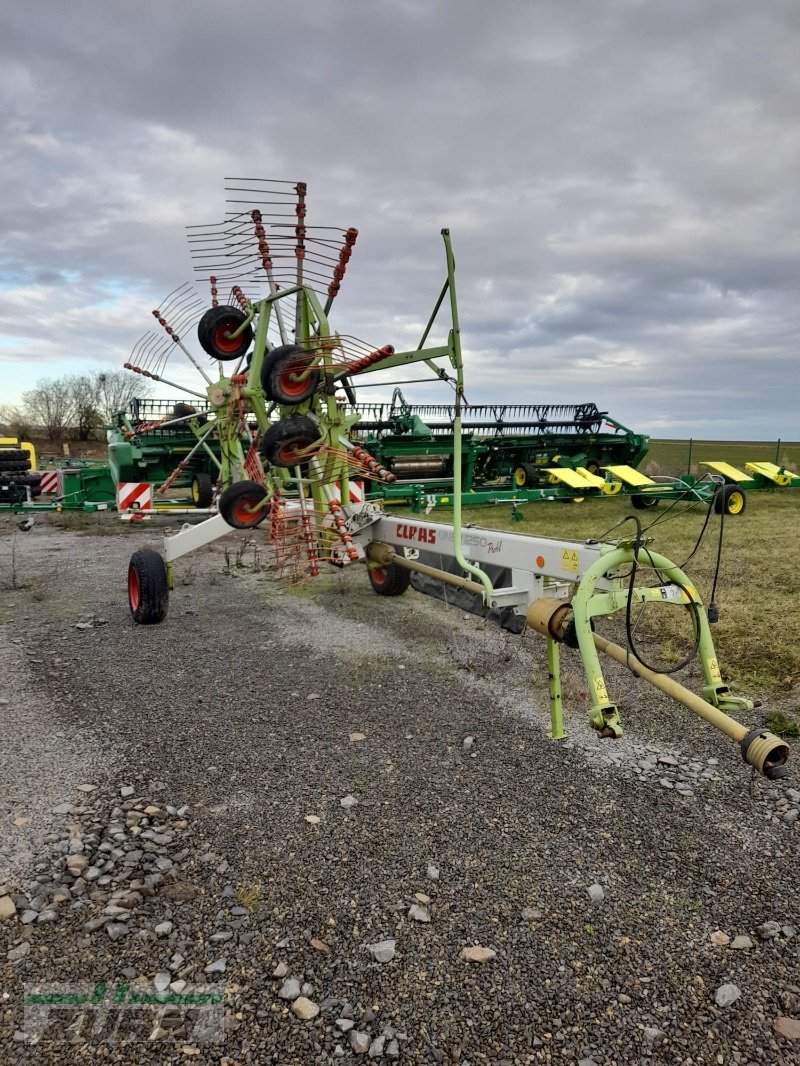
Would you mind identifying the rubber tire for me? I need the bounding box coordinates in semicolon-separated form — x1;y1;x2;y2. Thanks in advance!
191;472;214;508
260;415;321;469
714;484;747;516
261;345;320;405
197;305;253;362
631;494;659;510
368;560;412;596
0;449;27;462
128;549;169;625
0;460;30;472
218;480;269;529
513;464;540;488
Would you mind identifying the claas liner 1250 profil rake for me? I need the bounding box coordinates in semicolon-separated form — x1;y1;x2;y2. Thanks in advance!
125;179;789;781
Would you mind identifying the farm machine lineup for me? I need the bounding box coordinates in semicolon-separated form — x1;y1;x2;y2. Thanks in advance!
115;178;792;782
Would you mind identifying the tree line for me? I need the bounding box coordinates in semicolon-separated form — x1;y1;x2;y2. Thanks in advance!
0;370;153;443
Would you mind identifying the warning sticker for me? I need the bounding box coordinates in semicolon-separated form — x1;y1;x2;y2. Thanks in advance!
706;657;722;683
561;549;579;573
592;676;609;704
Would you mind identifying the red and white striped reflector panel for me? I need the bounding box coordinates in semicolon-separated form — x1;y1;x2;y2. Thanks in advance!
116;482;153;512
39;471;60;494
331;479;364;504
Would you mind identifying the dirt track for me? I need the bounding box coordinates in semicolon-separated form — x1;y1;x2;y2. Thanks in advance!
1;516;798;1064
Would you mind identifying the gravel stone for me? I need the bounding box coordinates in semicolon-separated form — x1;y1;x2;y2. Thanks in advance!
368;938;397;963
730;935;754;950
587;883;605;903
204;957;227;974
715;983;742;1007
758;920;782;940
291;996;320;1021
408;903;430;922
349;1031;372;1054
278;978;301;1001
459;945;496;963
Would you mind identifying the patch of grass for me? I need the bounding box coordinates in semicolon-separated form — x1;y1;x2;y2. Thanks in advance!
236;882;263;912
764;710;800;738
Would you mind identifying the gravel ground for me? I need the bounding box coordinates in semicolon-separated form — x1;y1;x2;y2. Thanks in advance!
0;515;798;1065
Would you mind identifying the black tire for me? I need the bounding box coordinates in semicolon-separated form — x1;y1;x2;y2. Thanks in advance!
0;449;27;462
631;494;659;510
714;484;747;516
191;472;214;508
197;305;253;362
128;549;169;625
368;560;412;596
218;480;268;529
513;463;540;488
261;344;320;405
260;416;321;469
0;460;30;472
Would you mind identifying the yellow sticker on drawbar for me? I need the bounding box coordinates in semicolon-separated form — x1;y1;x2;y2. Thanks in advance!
561;549;579;573
706;657;722;683
592;676;609;704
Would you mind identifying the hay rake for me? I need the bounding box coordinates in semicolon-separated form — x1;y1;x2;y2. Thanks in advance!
125;179;789;780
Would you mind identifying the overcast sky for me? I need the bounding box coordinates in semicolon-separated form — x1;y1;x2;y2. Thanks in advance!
1;0;798;439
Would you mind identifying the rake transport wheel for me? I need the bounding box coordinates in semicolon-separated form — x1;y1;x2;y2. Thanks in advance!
631;493;659;510
197;305;253;362
128;549;169;625
714;484;747;516
191;471;214;508
261;344;320;405
218;480;269;529
260;415;321;469
368;560;412;596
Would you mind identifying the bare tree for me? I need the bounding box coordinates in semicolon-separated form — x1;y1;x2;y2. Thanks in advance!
96;369;152;422
0;404;34;440
22;377;74;443
68;374;102;440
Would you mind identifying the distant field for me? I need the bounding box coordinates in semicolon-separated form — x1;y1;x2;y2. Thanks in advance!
646;438;800;476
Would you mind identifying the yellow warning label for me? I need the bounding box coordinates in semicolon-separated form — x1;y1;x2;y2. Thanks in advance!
561;549;579;573
592;676;609;704
706;657;722;683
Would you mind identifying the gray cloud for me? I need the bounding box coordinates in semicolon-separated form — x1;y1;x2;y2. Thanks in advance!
1;0;798;439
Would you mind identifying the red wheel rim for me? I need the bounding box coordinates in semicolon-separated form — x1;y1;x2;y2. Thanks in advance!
277;442;311;464
128;565;140;611
213;319;243;354
231;495;262;525
277;359;313;399
371;567;387;585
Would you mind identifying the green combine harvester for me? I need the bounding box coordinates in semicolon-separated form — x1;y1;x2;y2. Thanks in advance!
348;388;649;499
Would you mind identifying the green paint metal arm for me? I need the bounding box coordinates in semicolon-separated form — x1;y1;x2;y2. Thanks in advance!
441;229;494;607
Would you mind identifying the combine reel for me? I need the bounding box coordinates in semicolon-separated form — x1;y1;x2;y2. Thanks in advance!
124;179;790;781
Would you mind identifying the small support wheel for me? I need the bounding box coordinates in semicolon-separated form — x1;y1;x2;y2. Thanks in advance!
191;471;214;508
128;549;168;625
261;344;320;405
260;415;321;469
218;480;268;529
197;305;253;362
513;463;539;488
714;484;747;516
368;560;412;596
631;493;659;510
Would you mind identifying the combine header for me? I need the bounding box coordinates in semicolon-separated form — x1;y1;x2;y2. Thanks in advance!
348;390;649;493
123;179;790;781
